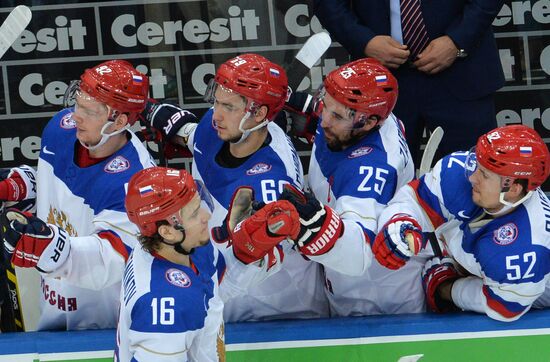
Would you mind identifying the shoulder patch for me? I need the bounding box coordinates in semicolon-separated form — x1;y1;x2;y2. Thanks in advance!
246;163;272;175
60;112;76;129
493;223;518;246
165;268;192;288
348;146;373;159
104;156;130;173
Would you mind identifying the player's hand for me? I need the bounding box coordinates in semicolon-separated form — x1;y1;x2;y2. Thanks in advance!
279;184;344;256
413;36;458;74
140;100;198;142
212;187;300;268
284;91;319;144
422;256;461;313
372;214;425;270
0;208;69;273
365;35;410;69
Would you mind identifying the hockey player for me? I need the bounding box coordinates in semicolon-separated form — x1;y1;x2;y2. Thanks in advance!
0;60;155;330
278;58;430;316
142;53;329;321
117;166;299;361
373;124;550;321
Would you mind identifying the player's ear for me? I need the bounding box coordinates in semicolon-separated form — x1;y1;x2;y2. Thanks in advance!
158;224;178;242
253;105;268;123
112;112;129;130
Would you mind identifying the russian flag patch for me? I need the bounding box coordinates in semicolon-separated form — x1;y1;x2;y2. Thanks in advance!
520;146;532;157
270;68;280;77
375;75;388;85
139;185;154;196
133;74;143;83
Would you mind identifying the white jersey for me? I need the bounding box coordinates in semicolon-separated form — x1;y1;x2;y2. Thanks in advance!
116;243;225;362
308;114;430;316
188;109;329;322
379;151;550;321
34;108;155;330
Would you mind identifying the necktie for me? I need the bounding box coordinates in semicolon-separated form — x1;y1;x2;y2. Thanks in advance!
400;0;430;59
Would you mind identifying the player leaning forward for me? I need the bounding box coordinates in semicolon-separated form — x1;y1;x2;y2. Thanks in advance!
143;53;328;321
117;167;299;361
0;60;155;330
374;124;550;321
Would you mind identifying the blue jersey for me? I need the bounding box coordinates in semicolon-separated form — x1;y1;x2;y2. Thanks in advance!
308;114;427;316
380;151;550;321
188;109;328;322
116;242;225;362
35;108;155;330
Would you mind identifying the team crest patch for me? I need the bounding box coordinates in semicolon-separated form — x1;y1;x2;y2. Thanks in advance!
246;163;272;175
60;113;76;129
348;146;373;159
104;156;130;173
166;268;191;288
493;223;518;246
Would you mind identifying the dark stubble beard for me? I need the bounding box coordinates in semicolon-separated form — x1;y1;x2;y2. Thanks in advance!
325;129;367;152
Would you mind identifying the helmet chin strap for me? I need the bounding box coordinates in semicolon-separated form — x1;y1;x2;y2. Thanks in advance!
231;103;270;144
79;121;129;151
485;190;533;216
159;224;195;255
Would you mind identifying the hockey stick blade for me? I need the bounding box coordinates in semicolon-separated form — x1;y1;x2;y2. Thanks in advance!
286;32;331;92
0;5;32;59
418;126;444;177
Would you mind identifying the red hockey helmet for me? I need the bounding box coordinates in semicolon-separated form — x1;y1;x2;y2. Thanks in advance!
126;167;197;237
323;58;398;122
213;53;288;121
79;60;149;124
476;125;550;190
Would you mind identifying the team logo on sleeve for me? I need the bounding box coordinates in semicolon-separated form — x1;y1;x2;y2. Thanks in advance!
60;113;76;129
165;268;191;288
493;223;518;246
246;163;272;175
104;156;130;173
348;146;373;159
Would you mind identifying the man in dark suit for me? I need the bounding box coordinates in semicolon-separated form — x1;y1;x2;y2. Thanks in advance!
314;0;505;166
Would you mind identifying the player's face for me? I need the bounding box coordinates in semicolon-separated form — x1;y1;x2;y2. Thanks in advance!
72;91;110;145
179;193;211;249
468;164;503;211
212;87;249;142
320;93;366;151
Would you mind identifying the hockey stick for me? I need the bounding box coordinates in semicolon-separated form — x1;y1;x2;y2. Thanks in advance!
279;32;331;138
285;31;331;93
418;126;444;177
0;5;32;59
0;6;32;331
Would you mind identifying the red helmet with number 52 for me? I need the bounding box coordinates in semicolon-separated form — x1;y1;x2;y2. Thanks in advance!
125;167;197;236
324;58;398;121
79;60;149;124
214;53;288;121
476;125;550;190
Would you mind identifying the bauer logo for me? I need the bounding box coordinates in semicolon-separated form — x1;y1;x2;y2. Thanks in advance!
166;268;191;288
104;156;130;173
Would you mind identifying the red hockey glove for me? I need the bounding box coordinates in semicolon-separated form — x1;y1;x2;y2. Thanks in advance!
212;187;300;268
422;256;461;313
372;214;425;270
1;209;69;273
279;184;344;256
